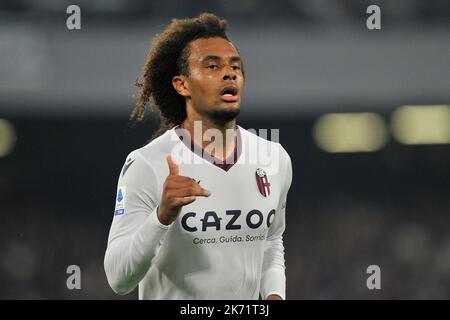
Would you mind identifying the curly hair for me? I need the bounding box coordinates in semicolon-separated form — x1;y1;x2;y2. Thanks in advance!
131;13;230;141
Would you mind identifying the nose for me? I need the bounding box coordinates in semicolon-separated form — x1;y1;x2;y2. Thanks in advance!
223;68;237;81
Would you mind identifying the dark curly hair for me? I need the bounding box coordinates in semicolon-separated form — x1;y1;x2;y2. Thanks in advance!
131;12;230;141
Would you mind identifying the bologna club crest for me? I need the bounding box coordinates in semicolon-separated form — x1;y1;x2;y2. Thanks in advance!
255;168;271;197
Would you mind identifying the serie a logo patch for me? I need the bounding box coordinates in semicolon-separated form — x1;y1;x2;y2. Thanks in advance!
114;186;126;215
255;168;271;197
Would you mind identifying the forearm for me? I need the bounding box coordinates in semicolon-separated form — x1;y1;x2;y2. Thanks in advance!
260;236;286;300
104;207;168;295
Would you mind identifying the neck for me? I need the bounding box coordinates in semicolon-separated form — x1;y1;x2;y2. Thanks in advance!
182;109;237;161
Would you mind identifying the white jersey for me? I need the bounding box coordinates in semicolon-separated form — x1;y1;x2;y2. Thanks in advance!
104;123;293;300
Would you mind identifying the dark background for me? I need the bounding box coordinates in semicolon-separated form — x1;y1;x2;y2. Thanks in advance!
0;0;449;299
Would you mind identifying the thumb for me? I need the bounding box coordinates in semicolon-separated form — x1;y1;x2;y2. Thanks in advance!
166;155;179;176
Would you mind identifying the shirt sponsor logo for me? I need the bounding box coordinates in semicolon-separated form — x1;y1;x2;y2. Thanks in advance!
114;186;126;215
181;209;276;232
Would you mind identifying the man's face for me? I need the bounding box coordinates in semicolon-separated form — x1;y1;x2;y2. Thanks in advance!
182;37;244;123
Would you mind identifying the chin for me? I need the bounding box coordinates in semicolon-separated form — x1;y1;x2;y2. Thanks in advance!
221;101;240;111
208;104;241;124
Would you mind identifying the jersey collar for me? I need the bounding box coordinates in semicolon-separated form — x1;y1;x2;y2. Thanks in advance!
173;122;242;172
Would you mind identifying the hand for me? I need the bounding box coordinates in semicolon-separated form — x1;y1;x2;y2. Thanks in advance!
157;155;211;225
265;294;282;300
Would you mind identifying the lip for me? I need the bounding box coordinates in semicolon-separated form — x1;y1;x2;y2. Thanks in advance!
220;94;239;103
219;85;239;103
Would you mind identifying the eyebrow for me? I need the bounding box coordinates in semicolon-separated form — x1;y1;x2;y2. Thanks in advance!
203;55;242;64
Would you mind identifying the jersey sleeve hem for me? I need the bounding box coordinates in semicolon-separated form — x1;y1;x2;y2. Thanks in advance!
263;291;286;300
148;206;171;230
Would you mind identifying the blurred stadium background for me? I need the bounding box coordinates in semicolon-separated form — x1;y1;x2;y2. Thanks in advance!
0;0;449;299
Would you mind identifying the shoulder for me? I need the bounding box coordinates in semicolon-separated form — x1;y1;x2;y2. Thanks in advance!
121;128;179;177
239;125;291;163
130;128;178;166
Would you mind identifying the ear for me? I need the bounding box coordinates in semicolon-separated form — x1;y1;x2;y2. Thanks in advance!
172;75;191;98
